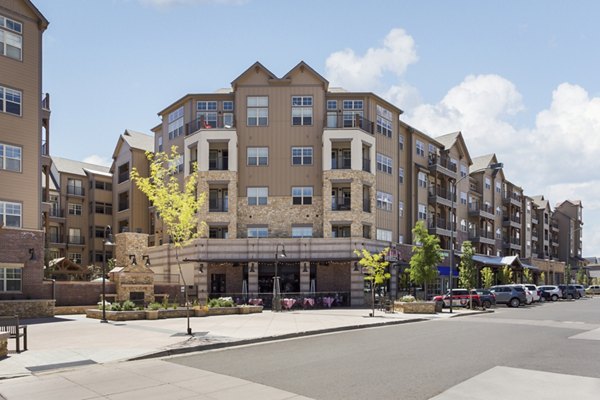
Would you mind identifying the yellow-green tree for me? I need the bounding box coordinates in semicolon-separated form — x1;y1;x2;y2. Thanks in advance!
481;267;494;288
522;269;532;284
498;265;513;284
409;221;442;299
354;247;390;317
458;241;477;308
539;271;546;285
131;146;206;334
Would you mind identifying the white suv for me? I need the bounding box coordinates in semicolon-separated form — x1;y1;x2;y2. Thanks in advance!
539;285;562;301
523;284;540;302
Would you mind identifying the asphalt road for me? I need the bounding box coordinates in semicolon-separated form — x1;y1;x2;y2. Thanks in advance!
169;297;600;400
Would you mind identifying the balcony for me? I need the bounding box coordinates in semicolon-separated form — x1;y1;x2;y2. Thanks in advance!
48;234;64;244
468;229;496;245
428;217;453;237
118;171;129;184
186;115;235;135
502;215;521;228
332;157;351;170
66;187;85;197
503;191;522;207
531;216;539;225
49;207;65;219
209;156;229;171
468;203;494;220
502;237;521;250
428;187;456;207
209;198;228;213
428;154;458;178
332;198;351;211
325;114;374;135
551;223;559;232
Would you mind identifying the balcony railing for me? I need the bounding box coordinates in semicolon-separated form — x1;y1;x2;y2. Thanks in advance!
68;236;85;245
468;203;494;214
118;171;129;184
48;234;64;243
362;158;371;172
428;217;454;231
428;187;456;202
332;158;352;170
209;199;228;212
209;157;229;171
49;208;64;218
503;237;521;246
503;215;521;224
41;141;49;156
325;114;374;135
468;230;495;240
332;198;351;211
428;155;457;172
186;115;235;135
67;187;84;196
42;93;50;111
503;191;522;203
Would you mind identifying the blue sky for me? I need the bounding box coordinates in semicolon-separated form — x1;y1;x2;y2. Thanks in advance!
35;0;600;256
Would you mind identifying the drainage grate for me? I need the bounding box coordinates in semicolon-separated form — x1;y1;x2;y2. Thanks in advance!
26;359;97;373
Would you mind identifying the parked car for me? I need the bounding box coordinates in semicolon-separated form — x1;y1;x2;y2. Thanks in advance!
538;290;552;302
558;284;581;299
474;289;496;308
432;289;481;308
538;285;562;301
522;284;541;302
586;285;600;295
512;284;534;304
489;285;527;307
572;284;586;298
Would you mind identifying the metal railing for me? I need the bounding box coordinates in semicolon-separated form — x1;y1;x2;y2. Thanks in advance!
332;158;352;170
207;291;350;310
428;155;457;172
332;198;351;211
48;234;64;243
49;208;64;218
209;198;228;212
428;217;454;231
468;203;493;214
325;115;374;134
209;157;229;171
428;187;456;202
186;115;235;135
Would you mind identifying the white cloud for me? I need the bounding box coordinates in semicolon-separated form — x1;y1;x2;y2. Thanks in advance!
83;154;112;167
138;0;247;7
325;28;418;91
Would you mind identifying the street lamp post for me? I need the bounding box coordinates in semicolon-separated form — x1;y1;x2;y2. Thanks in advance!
101;226;115;323
448;163;503;313
273;243;286;312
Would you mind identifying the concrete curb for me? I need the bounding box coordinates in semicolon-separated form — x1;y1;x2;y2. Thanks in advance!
129;317;429;361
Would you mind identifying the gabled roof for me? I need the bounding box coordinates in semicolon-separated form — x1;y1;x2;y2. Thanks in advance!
470;154;495;173
531;195;550;211
555;199;583;209
22;0;49;30
111;129;154;161
51;156;110;176
282;61;329;90
231;61;278;89
435;131;472;165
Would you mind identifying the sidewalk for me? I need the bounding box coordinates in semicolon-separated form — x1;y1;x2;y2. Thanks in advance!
0;307;480;380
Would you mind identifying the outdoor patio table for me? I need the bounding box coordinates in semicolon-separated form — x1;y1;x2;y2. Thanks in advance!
248;298;263;306
323;297;334;308
303;298;315;308
282;298;296;310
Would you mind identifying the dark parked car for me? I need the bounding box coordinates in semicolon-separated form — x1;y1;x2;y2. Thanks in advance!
490;285;527;307
558;284;581;299
474;289;496;308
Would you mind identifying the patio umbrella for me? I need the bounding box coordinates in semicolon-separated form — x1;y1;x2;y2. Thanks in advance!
310;279;316;295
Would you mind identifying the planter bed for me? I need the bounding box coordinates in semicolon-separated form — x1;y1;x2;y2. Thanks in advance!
86;305;263;320
393;301;438;314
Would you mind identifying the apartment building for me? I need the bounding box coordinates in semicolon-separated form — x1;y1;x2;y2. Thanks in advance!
110;129;153;237
0;0;48;299
554;200;584;269
502;180;523;256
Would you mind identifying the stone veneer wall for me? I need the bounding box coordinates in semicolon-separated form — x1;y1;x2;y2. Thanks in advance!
0;332;8;358
531;258;565;284
0;300;55;318
237;196;324;238
113;233;155;303
198;170;238;238
322;170;376;238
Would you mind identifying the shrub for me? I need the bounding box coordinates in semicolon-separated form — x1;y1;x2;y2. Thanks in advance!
110;302;122;311
122;300;136;311
148;302;161;311
208;297;235;308
161;295;170;309
98;300;111;310
400;295;416;303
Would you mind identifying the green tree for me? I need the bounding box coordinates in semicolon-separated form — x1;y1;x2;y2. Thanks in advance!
522;269;532;284
576;267;588;285
564;265;572;284
131;146;206;334
539;271;546;285
458;241;477;308
498;265;513;284
409;221;442;299
354;247;390;317
481;267;494;289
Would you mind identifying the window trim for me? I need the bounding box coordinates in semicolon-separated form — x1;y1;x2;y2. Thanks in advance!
247;147;268;166
247;187;268;206
292;186;313;205
0;142;22;172
0;200;22;228
0;85;22;116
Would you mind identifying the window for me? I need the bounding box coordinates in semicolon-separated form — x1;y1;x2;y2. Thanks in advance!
418;172;427;188
496;228;502;239
416;140;425;157
485;177;491;190
332;225;351;238
398;167;404;183
68;228;82;245
247;96;268;126
118;162;129;183
0;14;23;60
292;187;313;205
460;164;468;178
399;135;404;150
68;252;82;265
157;136;163;152
118;191;129;211
0;143;21;172
376;153;392;174
167;107;184;139
93;226;105;238
247;187;268;205
94;181;112;191
363;225;371;239
223;101;234;111
0;200;21;227
399;201;404;217
197;101;217;111
376;105;393;137
196;101;217;128
460;192;467;205
461;219;467;232
376;229;392;242
67;179;83;196
248;226;268;238
399;235;404;244
342;100;363;128
292;226;313;238
292;147;312;165
418;203;427;220
496;181;502;193
247;147;268;166
168;155;183;173
343;100;363;110
292;96;313;126
496;206;502;216
68;203;82;216
95;202;112;215
0;86;22;116
0;267;21;292
376;191;393;212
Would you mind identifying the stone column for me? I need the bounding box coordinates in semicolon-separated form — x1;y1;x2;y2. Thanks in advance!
300;261;310;293
248;262;259;296
350;261;366;306
195;262;208;304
